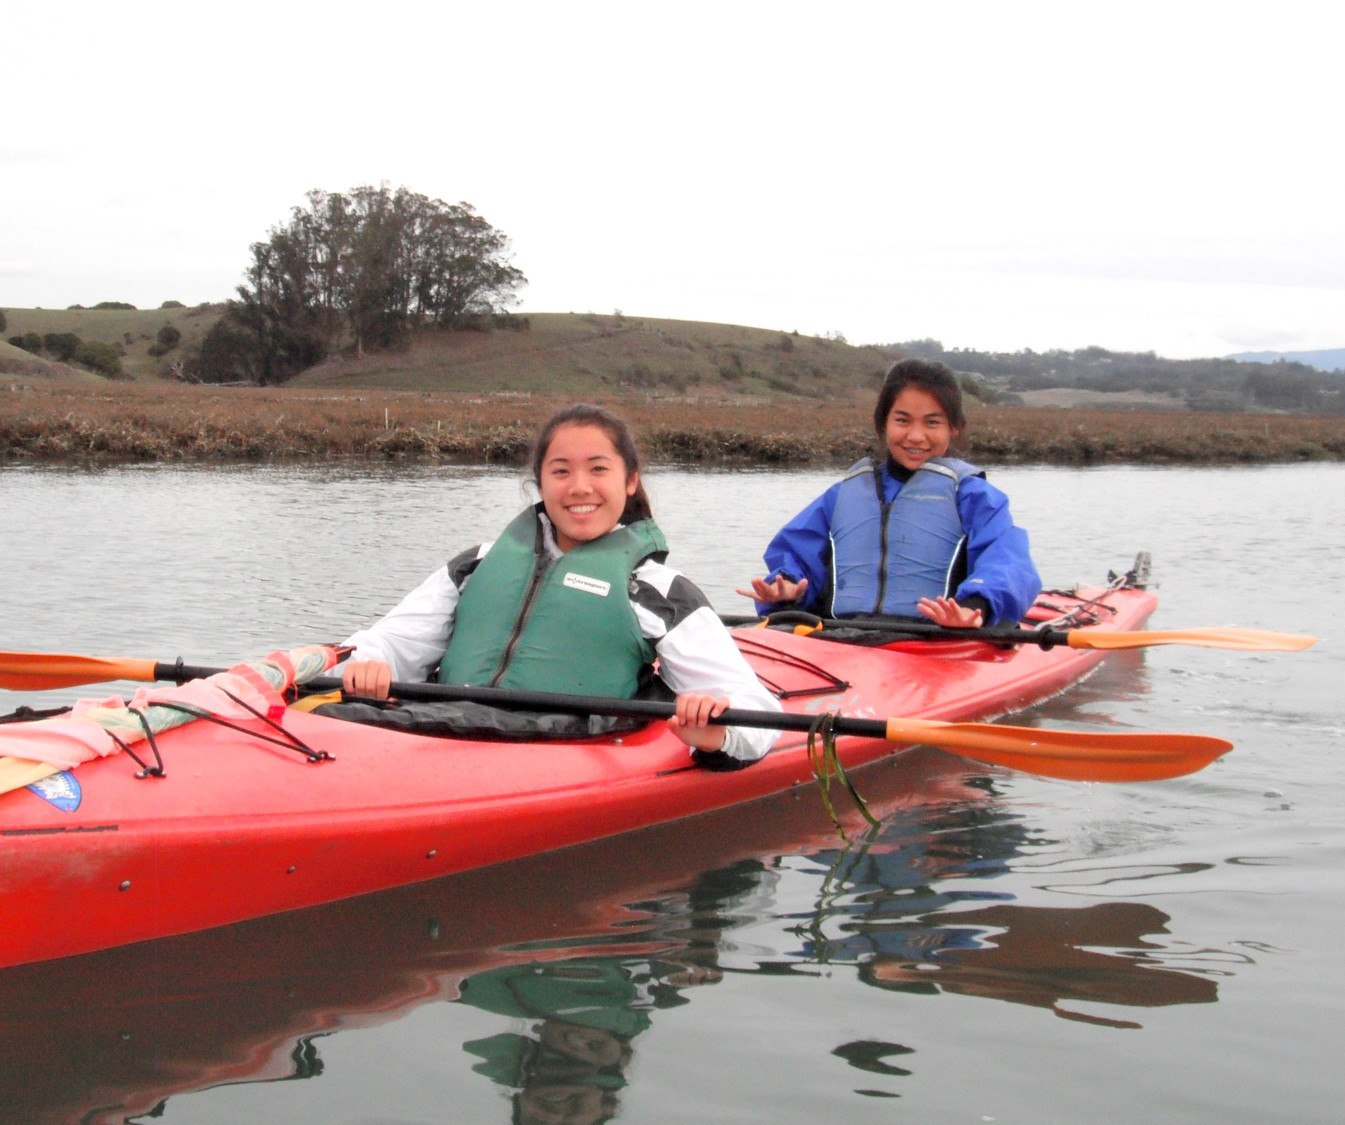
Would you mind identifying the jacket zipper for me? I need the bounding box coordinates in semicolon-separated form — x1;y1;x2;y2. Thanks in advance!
872;463;891;615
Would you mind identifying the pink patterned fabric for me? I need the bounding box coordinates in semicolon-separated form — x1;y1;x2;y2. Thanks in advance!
0;718;120;771
3;645;340;771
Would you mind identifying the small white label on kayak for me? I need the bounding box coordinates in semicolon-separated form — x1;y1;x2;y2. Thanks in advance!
564;572;612;597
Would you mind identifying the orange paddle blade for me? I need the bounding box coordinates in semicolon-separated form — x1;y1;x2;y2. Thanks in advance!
883;717;1231;783
0;652;161;692
1068;627;1316;652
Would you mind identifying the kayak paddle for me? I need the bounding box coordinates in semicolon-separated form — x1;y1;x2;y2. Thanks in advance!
719;613;1318;652
0;649;1230;783
0;652;163;692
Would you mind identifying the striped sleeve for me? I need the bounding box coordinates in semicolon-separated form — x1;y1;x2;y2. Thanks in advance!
632;559;781;762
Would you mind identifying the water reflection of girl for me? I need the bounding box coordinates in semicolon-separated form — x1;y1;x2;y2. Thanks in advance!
797;810;1219;1028
460;953;722;1125
508;1020;629;1125
795;801;1024;967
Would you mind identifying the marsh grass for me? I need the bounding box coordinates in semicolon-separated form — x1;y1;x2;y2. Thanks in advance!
3;381;1342;467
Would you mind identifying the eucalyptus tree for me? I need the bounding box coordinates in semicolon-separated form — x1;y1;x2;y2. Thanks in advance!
193;185;525;383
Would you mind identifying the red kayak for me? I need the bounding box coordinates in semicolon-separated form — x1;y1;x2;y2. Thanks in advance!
0;562;1189;969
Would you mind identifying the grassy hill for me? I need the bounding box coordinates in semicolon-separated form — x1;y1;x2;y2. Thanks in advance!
9;304;1338;416
1;338;78;381
2;304;225;381
294;312;891;400
3;306;890;399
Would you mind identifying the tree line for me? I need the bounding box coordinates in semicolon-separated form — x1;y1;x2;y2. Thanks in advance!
890;339;1345;414
191;184;526;384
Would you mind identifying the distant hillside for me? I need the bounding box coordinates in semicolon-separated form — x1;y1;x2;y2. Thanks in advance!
1;337;57;372
1226;348;1345;372
292;312;891;400
6;303;1345;415
2;303;225;380
888;339;1345;414
3;306;890;398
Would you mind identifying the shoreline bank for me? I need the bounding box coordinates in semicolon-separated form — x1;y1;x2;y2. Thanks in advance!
4;382;1343;467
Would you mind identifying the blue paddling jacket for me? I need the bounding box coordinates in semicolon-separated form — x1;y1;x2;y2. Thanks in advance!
759;456;1041;625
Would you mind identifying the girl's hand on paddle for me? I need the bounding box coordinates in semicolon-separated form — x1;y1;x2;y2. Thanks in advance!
917;596;984;629
734;575;808;605
342;659;393;700
668;693;729;751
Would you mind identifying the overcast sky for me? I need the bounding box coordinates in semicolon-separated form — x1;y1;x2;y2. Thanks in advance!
3;2;1339;359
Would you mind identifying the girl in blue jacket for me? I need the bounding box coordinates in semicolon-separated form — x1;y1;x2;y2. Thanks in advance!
738;359;1041;628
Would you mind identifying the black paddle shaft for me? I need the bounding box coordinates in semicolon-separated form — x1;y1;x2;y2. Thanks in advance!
153;662;890;739
717;613;1068;649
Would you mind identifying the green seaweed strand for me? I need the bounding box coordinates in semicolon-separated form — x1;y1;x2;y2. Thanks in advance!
806;712;879;836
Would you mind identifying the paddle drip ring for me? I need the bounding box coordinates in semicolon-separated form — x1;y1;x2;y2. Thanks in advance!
806;712;879;837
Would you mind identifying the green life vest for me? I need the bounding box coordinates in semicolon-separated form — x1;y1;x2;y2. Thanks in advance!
438;504;667;697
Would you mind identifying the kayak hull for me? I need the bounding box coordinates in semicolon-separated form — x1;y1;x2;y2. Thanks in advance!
0;580;1157;968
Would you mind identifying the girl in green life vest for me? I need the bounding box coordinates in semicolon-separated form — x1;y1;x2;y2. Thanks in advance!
339;404;780;762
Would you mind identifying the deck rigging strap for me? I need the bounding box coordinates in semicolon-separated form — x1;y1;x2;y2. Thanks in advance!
145;691;331;764
731;633;850;699
0;689;330;787
118;706;167;777
0;705;72;724
1038;550;1152;629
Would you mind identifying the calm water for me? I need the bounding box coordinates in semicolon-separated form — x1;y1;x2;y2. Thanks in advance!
1;462;1341;1124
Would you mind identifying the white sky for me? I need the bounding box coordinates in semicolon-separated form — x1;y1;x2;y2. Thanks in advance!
3;1;1340;359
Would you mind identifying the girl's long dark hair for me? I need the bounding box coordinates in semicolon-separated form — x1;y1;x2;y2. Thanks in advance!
530;403;654;523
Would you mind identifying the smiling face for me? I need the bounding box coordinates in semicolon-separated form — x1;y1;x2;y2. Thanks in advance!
538;422;639;552
882;385;959;471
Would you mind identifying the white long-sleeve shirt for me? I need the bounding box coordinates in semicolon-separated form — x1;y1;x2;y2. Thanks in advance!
343;527;781;762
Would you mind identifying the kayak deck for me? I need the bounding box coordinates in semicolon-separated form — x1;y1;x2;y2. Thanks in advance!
0;577;1157;968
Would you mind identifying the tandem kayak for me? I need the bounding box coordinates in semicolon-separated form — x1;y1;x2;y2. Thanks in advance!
0;557;1202;969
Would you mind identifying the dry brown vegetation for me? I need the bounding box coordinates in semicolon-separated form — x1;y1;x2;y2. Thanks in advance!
3;380;1342;467
6;308;1342;465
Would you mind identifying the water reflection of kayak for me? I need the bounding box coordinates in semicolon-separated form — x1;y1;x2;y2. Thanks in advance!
0;569;1161;970
859;900;1219;1028
0;745;982;1125
0;737;1220;1124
